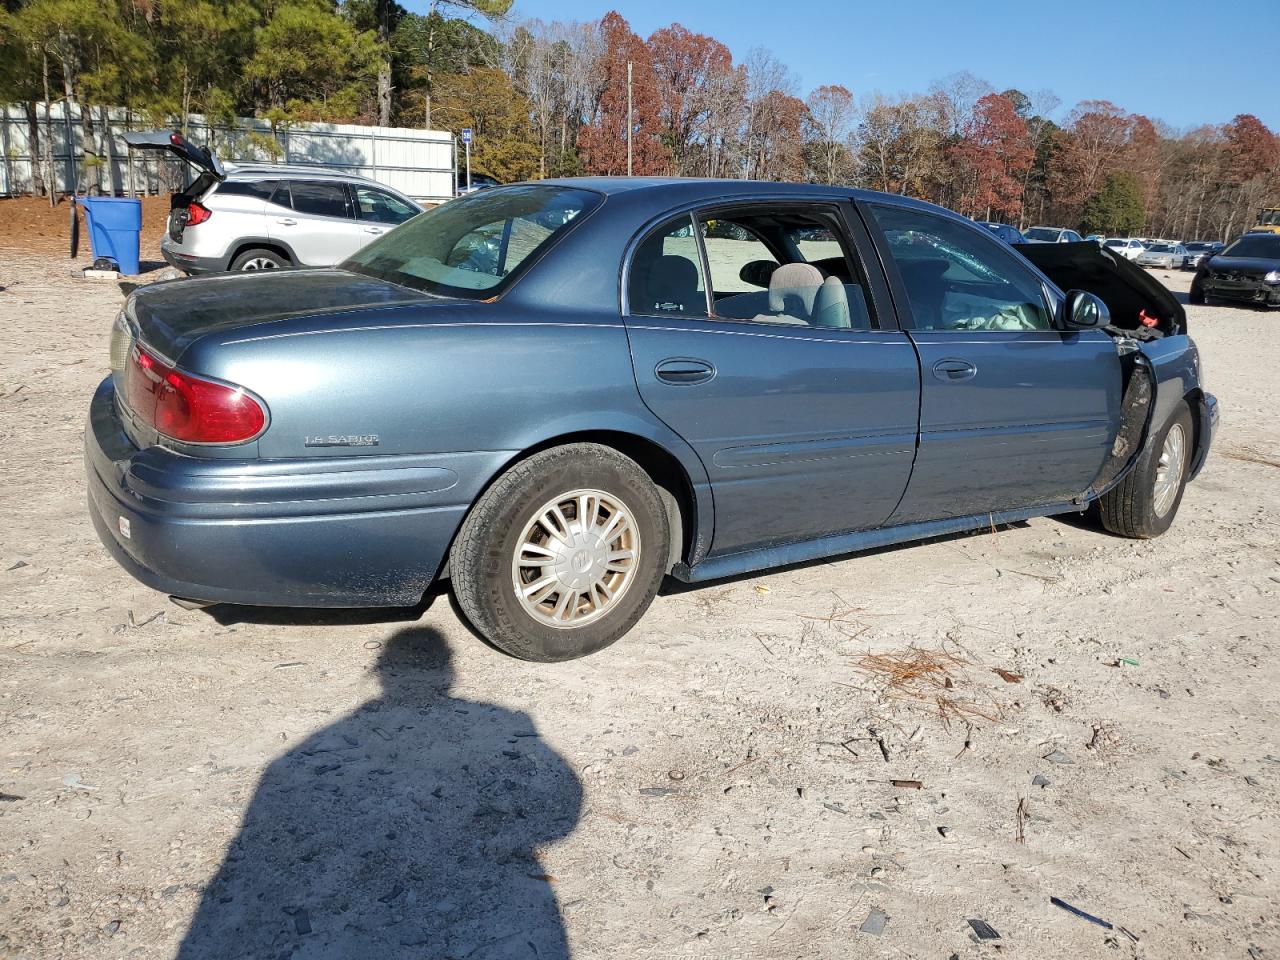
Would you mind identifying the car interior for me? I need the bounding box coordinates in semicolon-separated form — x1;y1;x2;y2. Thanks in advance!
629;208;874;329
871;206;1053;332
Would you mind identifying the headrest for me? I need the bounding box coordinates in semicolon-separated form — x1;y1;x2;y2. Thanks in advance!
767;262;825;315
812;276;851;328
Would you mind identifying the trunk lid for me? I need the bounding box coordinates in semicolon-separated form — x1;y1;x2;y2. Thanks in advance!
126;269;435;360
1018;240;1185;336
121;130;226;181
122;130;226;241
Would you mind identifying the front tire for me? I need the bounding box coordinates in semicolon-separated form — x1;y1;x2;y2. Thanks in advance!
1189;279;1206;305
1099;404;1193;539
449;444;670;662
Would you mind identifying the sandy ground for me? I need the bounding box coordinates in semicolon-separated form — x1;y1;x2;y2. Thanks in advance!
0;197;169;266
0;252;1277;960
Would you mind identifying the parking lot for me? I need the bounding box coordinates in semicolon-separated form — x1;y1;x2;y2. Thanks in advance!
1;252;1277;958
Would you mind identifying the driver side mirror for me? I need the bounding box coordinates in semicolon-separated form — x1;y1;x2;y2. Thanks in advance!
1063;290;1110;329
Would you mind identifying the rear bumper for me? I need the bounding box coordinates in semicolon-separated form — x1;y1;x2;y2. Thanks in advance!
84;377;494;607
160;237;226;275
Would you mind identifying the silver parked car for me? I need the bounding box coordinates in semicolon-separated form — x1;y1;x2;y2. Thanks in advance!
123;131;424;274
1136;242;1187;269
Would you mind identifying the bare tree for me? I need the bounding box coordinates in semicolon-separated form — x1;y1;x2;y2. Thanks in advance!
930;70;992;137
805;84;857;183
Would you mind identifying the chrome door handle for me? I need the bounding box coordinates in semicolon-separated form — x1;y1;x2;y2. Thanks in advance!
932;358;977;382
364;227;384;234
655;358;715;385
275;218;297;226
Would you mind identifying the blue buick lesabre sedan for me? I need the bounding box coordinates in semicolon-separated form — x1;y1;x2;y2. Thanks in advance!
86;177;1218;661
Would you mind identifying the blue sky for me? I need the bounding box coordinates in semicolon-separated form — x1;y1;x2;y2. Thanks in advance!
490;0;1277;131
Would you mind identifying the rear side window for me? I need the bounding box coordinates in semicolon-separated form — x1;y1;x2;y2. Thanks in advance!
215;179;277;200
628;216;709;319
278;181;351;219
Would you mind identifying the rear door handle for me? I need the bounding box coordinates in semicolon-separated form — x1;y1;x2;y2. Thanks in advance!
275;218;297;226
364;226;384;234
655;358;715;385
932;358;977;382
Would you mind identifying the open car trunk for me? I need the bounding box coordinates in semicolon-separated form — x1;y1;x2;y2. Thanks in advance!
1017;241;1186;337
121;130;227;240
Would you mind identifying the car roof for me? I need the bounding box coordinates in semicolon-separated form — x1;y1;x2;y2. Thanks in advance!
528;176;978;224
223;163;394;189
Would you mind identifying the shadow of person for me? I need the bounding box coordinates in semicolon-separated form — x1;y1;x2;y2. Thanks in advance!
176;627;582;960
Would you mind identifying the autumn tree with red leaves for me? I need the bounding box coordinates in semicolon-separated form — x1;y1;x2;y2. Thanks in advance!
578;11;668;176
648;23;734;176
949;92;1033;220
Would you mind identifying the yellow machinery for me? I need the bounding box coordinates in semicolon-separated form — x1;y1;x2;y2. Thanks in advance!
1254;207;1280;234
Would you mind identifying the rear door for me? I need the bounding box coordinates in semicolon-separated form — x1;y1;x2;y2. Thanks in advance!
267;180;366;265
623;200;920;555
862;201;1122;524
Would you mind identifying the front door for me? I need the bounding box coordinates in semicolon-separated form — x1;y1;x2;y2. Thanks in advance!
863;201;1123;524
623;204;920;555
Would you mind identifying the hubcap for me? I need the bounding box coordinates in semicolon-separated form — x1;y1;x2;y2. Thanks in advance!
240;257;278;271
511;489;640;629
1153;423;1186;517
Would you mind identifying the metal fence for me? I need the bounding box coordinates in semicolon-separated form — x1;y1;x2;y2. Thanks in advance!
1;102;458;203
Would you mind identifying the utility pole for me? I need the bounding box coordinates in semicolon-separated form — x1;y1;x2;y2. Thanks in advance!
626;60;633;177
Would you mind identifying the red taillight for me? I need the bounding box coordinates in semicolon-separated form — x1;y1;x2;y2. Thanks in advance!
185;201;211;226
123;345;266;444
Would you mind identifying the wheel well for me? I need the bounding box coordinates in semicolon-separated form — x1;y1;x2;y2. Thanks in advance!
228;241;292;267
1183;387;1208;475
500;431;697;571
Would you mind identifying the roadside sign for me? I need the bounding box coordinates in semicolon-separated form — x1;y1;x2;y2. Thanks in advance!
461;128;473;145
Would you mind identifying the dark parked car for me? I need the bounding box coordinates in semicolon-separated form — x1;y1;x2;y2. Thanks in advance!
86;181;1217;661
977;221;1026;244
1191;232;1280;306
1181;241;1224;271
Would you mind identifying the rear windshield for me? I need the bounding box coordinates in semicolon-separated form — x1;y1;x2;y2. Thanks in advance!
1024;228;1059;241
343;185;601;298
1221;234;1280;259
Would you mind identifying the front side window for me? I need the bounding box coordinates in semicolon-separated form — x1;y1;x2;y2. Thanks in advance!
628;216;709;319
285;181;351;219
354;186;418;225
870;204;1053;332
344;184;600;299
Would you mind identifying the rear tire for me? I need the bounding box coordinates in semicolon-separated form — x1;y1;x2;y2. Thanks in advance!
229;248;289;271
449;444;669;662
1099;404;1193;539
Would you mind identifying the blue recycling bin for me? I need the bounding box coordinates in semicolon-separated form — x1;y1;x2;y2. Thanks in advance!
78;196;142;275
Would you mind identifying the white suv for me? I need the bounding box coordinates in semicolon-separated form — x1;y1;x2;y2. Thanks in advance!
1103;238;1146;261
124;131;423;274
